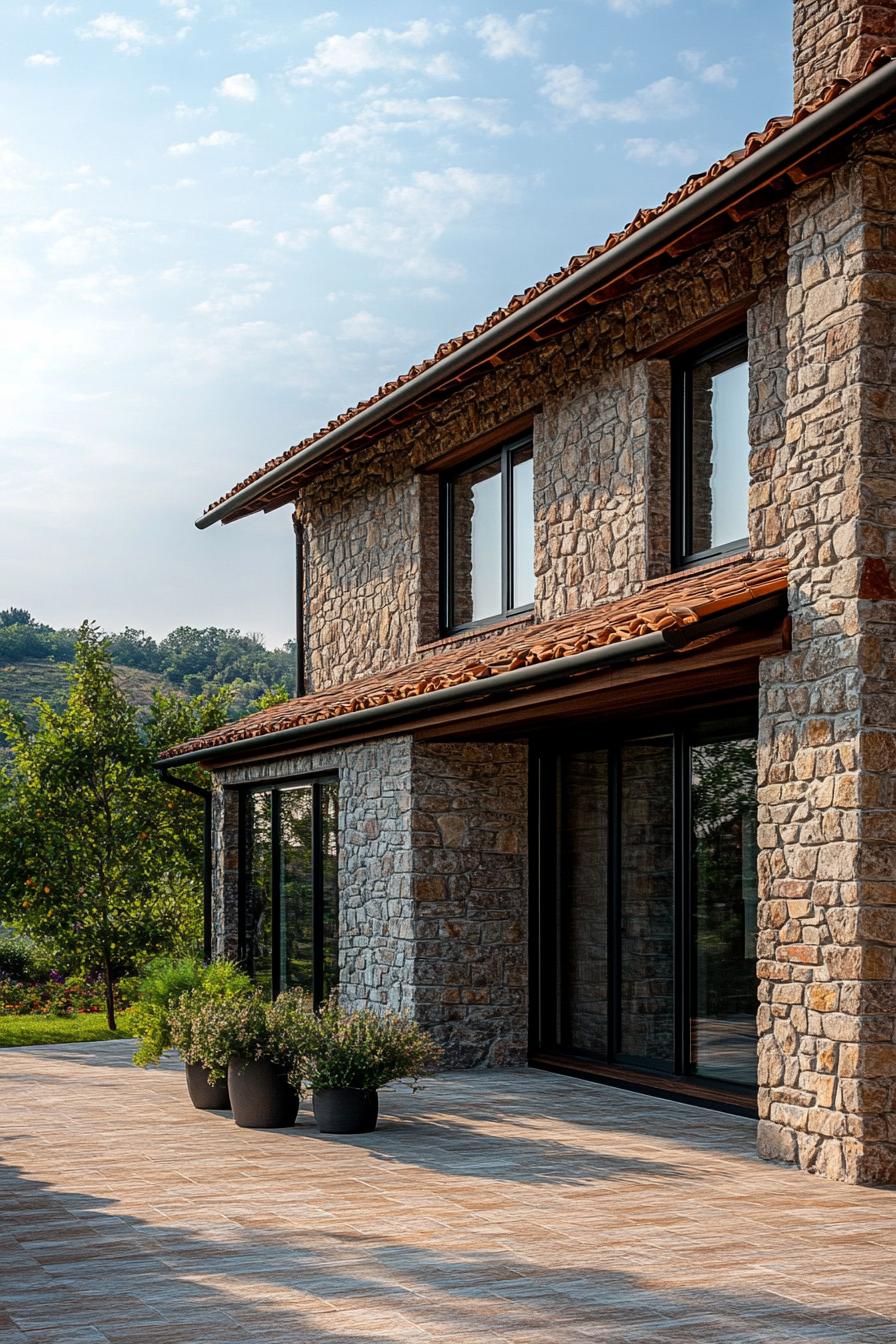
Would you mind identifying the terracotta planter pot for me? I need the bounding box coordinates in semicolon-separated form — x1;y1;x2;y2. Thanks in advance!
313;1087;379;1134
227;1057;298;1129
184;1062;230;1110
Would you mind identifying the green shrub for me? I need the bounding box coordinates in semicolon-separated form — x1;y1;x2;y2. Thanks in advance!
169;985;312;1083
291;996;441;1096
130;956;251;1067
0;929;55;982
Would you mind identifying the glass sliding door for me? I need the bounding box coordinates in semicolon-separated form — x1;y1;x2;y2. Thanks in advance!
531;710;759;1106
240;774;339;1006
690;735;758;1086
619;740;675;1070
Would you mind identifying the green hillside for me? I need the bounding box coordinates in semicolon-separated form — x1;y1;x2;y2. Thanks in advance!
0;660;172;728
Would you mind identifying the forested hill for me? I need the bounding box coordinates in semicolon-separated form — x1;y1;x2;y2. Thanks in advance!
0;609;296;721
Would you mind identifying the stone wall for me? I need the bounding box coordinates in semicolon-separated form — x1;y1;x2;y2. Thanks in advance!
755;128;896;1185
295;209;787;690
410;741;528;1067
210;735;530;1065
793;0;896;107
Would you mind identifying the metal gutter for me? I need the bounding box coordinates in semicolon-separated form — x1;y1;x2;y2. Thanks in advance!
157;766;213;961
196;59;896;530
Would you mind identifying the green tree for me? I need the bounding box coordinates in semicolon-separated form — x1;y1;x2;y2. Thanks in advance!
0;624;229;1028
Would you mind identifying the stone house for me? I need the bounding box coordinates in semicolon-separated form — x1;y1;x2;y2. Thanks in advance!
161;1;896;1185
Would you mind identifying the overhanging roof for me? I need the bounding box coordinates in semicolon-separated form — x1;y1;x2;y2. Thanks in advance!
198;50;896;529
159;554;787;767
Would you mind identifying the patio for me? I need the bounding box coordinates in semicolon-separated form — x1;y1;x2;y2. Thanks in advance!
1;1044;895;1343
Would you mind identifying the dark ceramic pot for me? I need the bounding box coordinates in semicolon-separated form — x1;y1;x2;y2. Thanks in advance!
185;1062;230;1110
227;1057;298;1129
313;1087;379;1134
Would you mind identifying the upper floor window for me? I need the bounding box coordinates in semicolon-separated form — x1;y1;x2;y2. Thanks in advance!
441;433;535;632
673;329;750;566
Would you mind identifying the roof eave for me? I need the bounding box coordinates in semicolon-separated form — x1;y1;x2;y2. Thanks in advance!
196;58;896;531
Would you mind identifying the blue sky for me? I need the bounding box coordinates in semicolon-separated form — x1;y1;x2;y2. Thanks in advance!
3;0;791;645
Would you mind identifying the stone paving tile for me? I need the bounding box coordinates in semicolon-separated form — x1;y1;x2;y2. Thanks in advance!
2;1043;896;1342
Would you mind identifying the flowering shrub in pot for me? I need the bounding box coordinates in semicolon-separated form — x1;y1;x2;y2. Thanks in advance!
171;987;309;1128
130;956;251;1110
291;996;442;1134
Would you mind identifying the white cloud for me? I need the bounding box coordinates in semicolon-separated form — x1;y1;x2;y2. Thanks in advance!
625;137;697;168
540;66;696;122
167;130;246;155
274;228;314;251
286;93;512;173
160;0;200;19
0;258;36;297
338;309;392;343
327;166;515;277
467;13;544;60
25;52;61;66
42;3;75;14
193;279;271;316
303;10;339;27
77;13;159;54
607;0;670;13
215;72;257;103
290;20;458;84
678;49;737;87
226;218;259;233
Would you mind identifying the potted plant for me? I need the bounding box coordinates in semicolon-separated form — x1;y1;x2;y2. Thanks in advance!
292;996;441;1134
130;955;251;1110
172;987;307;1128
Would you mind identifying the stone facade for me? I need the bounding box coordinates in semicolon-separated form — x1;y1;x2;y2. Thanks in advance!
296;208;787;691
211;738;528;1067
794;0;896;106
755;127;896;1184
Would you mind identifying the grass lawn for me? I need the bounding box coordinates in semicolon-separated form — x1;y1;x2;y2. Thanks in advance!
0;1010;136;1048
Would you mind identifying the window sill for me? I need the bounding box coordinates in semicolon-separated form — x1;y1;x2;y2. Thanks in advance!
417;608;535;655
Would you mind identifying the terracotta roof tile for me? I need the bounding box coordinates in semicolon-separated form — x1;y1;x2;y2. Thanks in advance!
203;49;896;523
160;554;788;761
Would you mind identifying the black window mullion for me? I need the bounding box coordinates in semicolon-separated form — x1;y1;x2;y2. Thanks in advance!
311;781;325;1010
673;733;690;1077
271;789;282;999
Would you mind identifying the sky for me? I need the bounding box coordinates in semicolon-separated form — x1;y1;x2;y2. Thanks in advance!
2;0;792;647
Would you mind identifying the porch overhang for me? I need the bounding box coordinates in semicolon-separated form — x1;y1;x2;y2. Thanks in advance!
158;555;788;772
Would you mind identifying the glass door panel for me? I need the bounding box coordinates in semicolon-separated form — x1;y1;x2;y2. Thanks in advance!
558;751;609;1056
619;740;675;1069
690;736;758;1085
279;785;314;995
246;791;273;998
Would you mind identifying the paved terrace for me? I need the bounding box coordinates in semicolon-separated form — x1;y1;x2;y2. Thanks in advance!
2;1045;896;1343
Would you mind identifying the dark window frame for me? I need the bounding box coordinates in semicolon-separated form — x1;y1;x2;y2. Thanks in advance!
672;326;750;570
440;431;535;635
236;769;338;1008
529;701;759;1114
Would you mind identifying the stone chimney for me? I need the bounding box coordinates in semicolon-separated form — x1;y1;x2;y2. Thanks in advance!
793;0;896;106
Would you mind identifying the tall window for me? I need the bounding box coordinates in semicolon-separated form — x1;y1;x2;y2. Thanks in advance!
441;433;535;632
674;329;750;566
240;775;338;1007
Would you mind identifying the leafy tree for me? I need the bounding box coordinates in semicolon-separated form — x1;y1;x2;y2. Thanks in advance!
0;609;39;629
245;682;291;714
0;624;229;1027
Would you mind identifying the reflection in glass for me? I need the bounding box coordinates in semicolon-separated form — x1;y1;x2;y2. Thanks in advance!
450;458;502;625
691;737;758;1086
321;779;340;999
247;791;273;998
690;347;749;553
280;785;313;994
559;751;609;1056
511;446;535;609
619;740;675;1068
